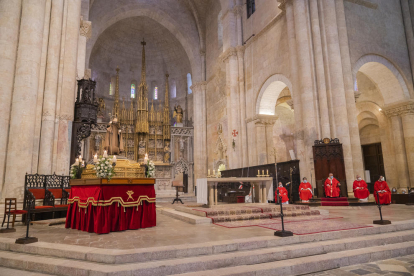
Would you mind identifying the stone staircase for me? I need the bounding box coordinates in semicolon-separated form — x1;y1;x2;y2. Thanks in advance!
0;220;414;275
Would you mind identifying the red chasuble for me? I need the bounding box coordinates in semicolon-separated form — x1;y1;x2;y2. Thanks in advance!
353;180;370;199
299;182;313;200
276;187;289;203
374;180;391;205
324;178;341;197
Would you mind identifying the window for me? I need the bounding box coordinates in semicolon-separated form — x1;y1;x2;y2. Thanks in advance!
354;80;358;92
171;79;176;98
187;73;192;94
131;83;135;98
247;0;255;18
109;82;113;95
218;11;223;49
154;87;158;100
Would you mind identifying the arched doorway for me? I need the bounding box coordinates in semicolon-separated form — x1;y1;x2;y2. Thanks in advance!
354;55;412;190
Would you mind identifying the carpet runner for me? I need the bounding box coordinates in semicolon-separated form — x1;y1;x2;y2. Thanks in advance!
321;197;349;206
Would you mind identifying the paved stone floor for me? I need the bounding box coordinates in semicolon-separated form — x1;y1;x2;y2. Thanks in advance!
0;204;412;249
305;254;414;275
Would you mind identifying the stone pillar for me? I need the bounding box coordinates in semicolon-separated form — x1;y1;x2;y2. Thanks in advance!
389;115;410;188
335;0;365;182
309;0;330;138
32;0;51;173
56;0;82;174
237;46;248;167
402;112;414;187
284;1;306;179
321;0;355;191
401;0;414;83
192;82;207;181
4;0;46;199
38;0;65;174
255;121;267;165
292;0;317;180
0;0;22;197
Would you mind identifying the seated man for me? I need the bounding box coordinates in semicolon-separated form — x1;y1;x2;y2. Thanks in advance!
374;176;391;205
324;173;341;198
299;177;313;202
353;175;370;202
275;182;289;204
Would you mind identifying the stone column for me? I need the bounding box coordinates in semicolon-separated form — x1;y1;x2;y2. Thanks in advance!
32;0;51;173
335;0;365;182
262;183;267;203
321;0;355;191
402;112;414;187
255;121;267;165
237;46;248;167
38;0;65;174
56;0;82;174
0;0;22;196
389;115;410;188
192;82;207;181
401;0;414;83
4;0;46;199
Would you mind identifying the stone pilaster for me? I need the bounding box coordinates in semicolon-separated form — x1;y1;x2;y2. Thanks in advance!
4;0;46;199
191;82;207;181
38;0;65;174
77;18;91;78
56;0;82;175
237;46;248;167
247;115;278;165
0;0;22;197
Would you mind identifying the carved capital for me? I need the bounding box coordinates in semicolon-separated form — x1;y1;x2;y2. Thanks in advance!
220;47;238;63
190;81;207;92
384;100;414;117
80;19;92;39
246;114;278;125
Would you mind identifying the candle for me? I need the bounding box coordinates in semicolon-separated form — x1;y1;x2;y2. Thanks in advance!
144;153;148;163
93;154;98;163
75;158;79;166
78;155;82;162
208;169;211;176
112;155;117;163
213;170;216;176
267;169;269;175
82;161;85;167
262;170;264;175
103;150;108;158
258;170;260;175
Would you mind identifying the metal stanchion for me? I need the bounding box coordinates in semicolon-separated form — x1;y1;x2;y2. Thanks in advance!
0;200;16;233
274;189;293;237
373;191;391;225
15;199;38;244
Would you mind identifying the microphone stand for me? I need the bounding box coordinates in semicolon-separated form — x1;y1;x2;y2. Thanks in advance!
274;188;293;237
373;191;391;225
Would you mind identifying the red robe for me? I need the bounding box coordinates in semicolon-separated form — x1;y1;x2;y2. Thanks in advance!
353;180;370;199
299;182;313;200
276;186;289;203
324;178;341;197
374;180;391;205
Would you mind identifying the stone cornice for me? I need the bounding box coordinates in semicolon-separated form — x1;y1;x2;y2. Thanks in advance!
190;81;207;92
383;100;414;117
219;47;238;63
246;114;278;125
345;0;378;10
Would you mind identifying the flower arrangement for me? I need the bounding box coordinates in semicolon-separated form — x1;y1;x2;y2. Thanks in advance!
146;160;155;178
94;156;115;180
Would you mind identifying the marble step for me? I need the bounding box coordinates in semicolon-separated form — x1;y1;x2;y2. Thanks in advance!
1;220;413;265
0;231;414;276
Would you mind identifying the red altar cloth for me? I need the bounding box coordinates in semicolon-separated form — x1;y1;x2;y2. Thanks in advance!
65;182;156;234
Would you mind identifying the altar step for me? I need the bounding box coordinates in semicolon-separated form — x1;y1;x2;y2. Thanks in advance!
295;197;376;207
0;220;413;275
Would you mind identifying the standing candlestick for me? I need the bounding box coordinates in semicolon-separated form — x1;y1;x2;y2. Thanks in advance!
208;169;211;176
93;154;98;163
267;169;269;175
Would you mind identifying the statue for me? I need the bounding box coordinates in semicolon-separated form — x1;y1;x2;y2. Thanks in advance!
173;105;184;124
138;137;146;154
178;136;185;158
97;98;105;117
164;141;170;163
103;119;123;155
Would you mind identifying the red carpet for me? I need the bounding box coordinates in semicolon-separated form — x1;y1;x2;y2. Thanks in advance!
321;197;349;206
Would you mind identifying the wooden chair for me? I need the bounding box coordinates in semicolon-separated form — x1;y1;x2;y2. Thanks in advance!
1;198;27;228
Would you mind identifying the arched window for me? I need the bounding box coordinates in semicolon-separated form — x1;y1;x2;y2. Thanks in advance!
154;87;158;100
187;73;192;94
171;79;177;98
131;83;136;98
354;80;358;92
109;82;113;95
218;11;223;49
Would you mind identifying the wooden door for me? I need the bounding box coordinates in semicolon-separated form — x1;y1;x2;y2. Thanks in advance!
362;143;385;193
313;138;347;198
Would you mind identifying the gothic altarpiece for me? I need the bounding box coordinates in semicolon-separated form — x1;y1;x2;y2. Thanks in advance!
81;40;193;193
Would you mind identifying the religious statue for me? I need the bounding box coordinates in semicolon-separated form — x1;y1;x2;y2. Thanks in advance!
164;141;170;163
97;98;105;117
178;136;185;158
138;137;146;154
103;119;123;155
173;105;184;124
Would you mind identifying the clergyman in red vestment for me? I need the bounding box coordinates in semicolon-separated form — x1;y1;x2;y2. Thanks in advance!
299;177;313;202
374;176;391;205
353;175;370;201
275;182;289;204
324;173;341;198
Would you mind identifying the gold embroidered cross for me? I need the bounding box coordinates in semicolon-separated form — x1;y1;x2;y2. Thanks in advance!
126;190;134;201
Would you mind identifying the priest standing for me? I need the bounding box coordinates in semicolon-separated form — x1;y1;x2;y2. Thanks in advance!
324;173;341;198
299;177;313;202
374;176;391;205
276;182;289;204
353;175;370;202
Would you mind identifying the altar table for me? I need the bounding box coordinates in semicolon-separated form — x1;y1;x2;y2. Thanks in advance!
65;178;156;234
197;177;273;206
